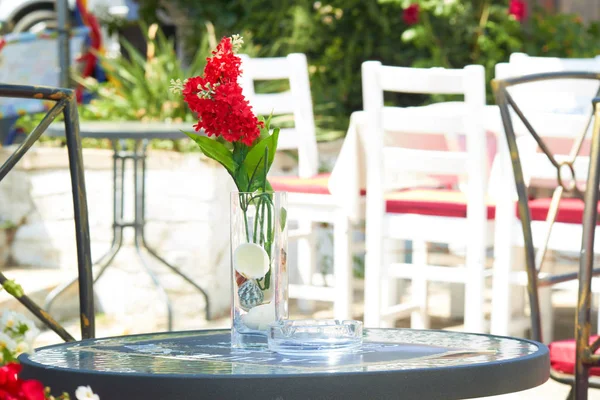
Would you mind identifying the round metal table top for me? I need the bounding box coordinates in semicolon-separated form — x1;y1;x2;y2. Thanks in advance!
46;121;196;140
19;328;549;400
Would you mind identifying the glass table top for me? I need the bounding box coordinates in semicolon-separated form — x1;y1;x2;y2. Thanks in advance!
26;328;542;376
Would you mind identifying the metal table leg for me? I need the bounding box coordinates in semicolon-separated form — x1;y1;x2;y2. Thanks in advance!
45;139;211;330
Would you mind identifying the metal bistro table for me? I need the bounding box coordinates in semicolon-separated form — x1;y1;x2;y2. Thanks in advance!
45;121;210;329
20;329;549;400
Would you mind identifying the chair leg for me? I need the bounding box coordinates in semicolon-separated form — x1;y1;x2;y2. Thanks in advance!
448;244;465;320
512;284;527;335
380;239;403;328
411;240;430;329
333;213;352;320
540;286;554;343
566;385;574;400
491;221;515;337
296;219;317;313
595;293;600;335
449;283;465;320
464;242;486;334
364;221;383;328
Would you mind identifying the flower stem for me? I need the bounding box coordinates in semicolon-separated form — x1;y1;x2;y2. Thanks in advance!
239;192;250;242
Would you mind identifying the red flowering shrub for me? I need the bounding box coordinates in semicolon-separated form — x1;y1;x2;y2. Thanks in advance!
0;363;45;400
403;4;420;26
508;0;526;21
181;36;263;146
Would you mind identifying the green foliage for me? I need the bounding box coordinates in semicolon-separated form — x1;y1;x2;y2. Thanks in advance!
76;24;209;124
138;0;600;124
391;0;524;102
17;2;598;151
525;8;600;58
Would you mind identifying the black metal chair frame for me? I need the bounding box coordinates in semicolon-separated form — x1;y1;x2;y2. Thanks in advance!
493;72;600;400
0;84;94;341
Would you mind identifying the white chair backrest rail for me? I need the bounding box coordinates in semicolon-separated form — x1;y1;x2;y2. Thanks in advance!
239;53;319;178
361;61;488;210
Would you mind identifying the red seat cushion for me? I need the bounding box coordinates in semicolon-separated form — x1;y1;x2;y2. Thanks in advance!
528;198;600;224
385;189;496;219
550;336;600;376
269;174;333;195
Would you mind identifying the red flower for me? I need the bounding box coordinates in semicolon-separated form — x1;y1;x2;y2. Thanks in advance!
0;363;21;395
0;363;45;400
203;37;242;85
182;36;262;146
19;381;44;400
403;4;420;25
508;0;526;21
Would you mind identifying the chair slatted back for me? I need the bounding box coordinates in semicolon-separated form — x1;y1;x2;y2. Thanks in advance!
0;84;94;341
361;62;489;333
361;61;488;212
239;54;319;177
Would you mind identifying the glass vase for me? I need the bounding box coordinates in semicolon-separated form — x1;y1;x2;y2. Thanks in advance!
230;191;288;348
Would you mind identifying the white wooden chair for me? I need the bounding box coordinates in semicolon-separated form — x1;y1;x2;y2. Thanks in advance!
238;53;356;320
491;57;600;341
362;61;492;333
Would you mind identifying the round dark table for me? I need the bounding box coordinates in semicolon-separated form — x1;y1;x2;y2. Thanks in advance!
44;122;209;329
20;328;549;400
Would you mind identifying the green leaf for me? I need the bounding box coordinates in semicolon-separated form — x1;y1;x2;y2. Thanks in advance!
234;164;250;192
247;153;267;192
232;142;249;165
280;207;287;231
256;114;274;141
183;131;237;174
244;128;280;184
